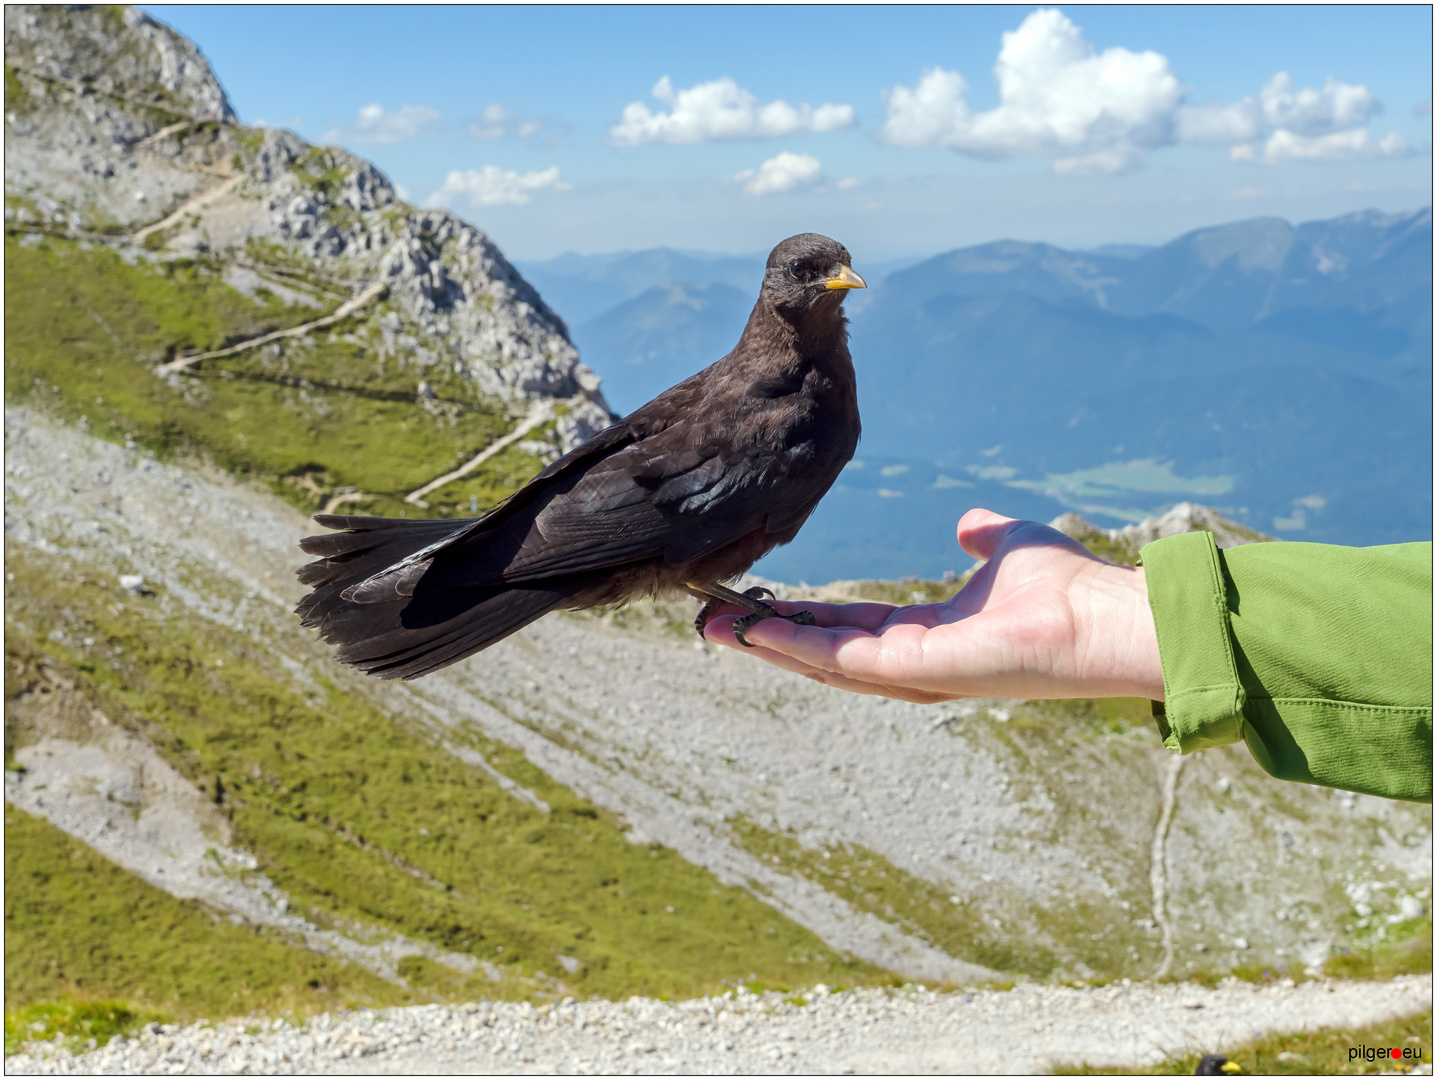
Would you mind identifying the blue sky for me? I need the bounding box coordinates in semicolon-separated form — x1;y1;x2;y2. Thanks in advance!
147;5;1432;261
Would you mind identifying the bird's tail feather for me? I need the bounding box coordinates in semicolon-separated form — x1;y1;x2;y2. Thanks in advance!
296;514;569;679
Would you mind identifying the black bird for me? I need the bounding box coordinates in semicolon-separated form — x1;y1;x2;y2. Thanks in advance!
1195;1054;1241;1075
296;233;866;679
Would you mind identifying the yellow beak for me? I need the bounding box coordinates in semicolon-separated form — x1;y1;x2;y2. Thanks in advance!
823;264;867;290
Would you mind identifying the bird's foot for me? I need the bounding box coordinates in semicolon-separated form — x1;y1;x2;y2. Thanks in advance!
695;585;775;637
733;598;817;648
693;595;724;637
689;582;815;645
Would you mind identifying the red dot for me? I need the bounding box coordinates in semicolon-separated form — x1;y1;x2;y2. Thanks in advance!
1391;1048;1400;1059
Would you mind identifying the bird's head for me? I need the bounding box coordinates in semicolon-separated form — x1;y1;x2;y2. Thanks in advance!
761;233;866;319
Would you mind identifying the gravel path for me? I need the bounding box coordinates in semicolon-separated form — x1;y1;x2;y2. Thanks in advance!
7;977;1431;1075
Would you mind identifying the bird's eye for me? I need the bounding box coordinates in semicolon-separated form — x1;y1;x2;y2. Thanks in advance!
788;260;806;280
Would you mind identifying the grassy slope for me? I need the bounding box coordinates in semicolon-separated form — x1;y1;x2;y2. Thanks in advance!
727;697;1177;984
3;221;1428;1038
3;224;888;1023
3;233;544;519
4;541;880;1014
4;806;410;1036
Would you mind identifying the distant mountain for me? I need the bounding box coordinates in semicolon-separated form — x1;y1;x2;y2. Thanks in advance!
515;248;764;327
531;210;1431;563
1084;243;1155;259
849;209;1432;549
571;281;754;415
1105;209;1433;337
517;248;930;417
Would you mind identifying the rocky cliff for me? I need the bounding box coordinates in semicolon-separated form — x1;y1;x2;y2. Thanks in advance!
5;3;610;496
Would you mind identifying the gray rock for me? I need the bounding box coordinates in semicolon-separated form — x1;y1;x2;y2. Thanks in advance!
5;5;234;122
4;4;614;444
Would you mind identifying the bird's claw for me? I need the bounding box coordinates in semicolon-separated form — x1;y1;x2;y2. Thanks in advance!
694;596;723;637
694;585;781;638
733;605;816;648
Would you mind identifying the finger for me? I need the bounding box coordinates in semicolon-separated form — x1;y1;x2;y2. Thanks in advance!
759;598;899;632
693;600;880;626
704;617;957;703
750;616;1000;698
702;613;864;665
955;508;1019;560
703;619;832;674
721;614;921;676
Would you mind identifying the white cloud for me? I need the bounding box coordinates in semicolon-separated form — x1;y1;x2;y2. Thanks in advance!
732;152;822;196
1053;146;1144;175
1379;132;1412;156
1179;73;1380;147
1259;73;1378;135
1232;127;1408;164
836;176;861;190
880;9;1183;171
611;76;854;145
468;103;545;141
321;103;442;145
881;7;1400;172
427;166;569;208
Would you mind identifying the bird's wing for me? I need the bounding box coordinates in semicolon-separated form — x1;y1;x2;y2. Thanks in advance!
411;416;828;591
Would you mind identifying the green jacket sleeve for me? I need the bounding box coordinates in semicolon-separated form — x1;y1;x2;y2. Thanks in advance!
1138;531;1432;802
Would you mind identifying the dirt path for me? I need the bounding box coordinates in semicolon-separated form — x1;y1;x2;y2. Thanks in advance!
6;977;1431;1075
155;279;388;375
1150;755;1184;978
132;118;198;152
130;174;241;244
403;398;556;507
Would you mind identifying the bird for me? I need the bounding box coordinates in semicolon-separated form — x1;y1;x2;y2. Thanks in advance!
1194;1054;1242;1075
295;233;866;679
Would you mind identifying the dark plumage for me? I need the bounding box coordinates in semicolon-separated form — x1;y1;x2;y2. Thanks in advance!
296;233;865;678
1195;1055;1239;1075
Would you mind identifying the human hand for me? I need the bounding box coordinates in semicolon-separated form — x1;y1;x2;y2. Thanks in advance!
702;509;1165;704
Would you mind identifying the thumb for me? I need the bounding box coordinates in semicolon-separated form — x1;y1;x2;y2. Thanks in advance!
956;508;1019;560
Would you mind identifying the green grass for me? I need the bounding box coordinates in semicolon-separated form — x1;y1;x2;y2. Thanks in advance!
5;65;33;117
5;1000;160;1058
726;814;1145;982
4;542;885;1016
3;232;537;519
1055;1009;1431;1074
1325;922;1432;980
4;805;411;1042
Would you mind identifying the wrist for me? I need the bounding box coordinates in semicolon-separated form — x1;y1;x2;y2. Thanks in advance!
1070;562;1166;700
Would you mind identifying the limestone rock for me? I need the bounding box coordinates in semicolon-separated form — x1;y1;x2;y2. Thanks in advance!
1051;502;1272;564
4;4;613;449
5;5;234;121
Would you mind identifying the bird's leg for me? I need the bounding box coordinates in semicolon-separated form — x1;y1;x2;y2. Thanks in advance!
686;581;816;648
690;592;725;638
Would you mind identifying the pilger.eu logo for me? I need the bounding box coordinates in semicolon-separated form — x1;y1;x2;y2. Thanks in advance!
1350;1044;1425;1064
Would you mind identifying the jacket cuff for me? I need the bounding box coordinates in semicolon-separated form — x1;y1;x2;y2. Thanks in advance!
1137;531;1246;752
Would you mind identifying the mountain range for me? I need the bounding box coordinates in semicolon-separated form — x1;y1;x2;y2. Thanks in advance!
519;208;1432;576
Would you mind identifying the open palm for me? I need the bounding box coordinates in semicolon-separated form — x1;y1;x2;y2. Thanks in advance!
703;509;1164;704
